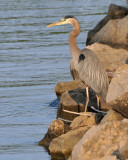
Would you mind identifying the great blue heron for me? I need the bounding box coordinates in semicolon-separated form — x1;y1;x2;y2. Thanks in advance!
47;15;109;112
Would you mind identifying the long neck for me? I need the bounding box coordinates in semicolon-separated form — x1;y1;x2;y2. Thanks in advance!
69;19;81;59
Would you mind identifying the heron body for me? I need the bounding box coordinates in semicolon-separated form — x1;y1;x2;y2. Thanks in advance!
78;48;108;101
47;15;109;112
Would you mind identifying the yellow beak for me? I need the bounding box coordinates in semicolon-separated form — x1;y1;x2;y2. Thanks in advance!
47;20;64;27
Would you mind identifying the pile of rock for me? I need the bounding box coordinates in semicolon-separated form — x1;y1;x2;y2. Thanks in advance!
39;4;128;160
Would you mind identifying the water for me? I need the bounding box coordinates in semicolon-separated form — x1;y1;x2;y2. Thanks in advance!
0;0;127;160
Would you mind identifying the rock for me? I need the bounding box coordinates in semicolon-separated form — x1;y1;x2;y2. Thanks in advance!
106;65;128;118
71;121;128;160
70;113;104;130
39;119;70;148
100;109;124;124
95;156;117;160
86;4;128;49
87;43;128;72
69;155;118;160
88;15;128;49
106;64;128;102
70;115;89;129
49;98;60;108
49;125;90;159
57;88;97;121
109;92;128;118
120;139;128;160
55;80;82;97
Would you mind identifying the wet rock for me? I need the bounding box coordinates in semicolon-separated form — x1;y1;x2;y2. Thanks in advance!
86;4;128;49
100;109;124;124
49;98;60;108
57;88;97;121
49;125;90;159
71;121;128;160
87;43;128;72
39;119;70;148
55;80;82;97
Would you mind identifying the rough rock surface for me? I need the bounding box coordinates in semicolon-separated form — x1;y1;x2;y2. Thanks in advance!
68;155;118;160
100;109;124;124
109;92;128;118
94;156;117;160
106;64;128;102
55;80;82;97
71;121;128;160
120;138;128;160
70;113;104;129
39;119;70;148
87;43;128;72
86;4;128;49
57;88;97;121
49;125;90;159
106;65;128;118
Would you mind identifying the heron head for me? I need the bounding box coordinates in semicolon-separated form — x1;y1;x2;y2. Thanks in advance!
47;15;76;27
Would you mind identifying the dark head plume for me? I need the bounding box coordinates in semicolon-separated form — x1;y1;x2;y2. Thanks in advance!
64;15;76;20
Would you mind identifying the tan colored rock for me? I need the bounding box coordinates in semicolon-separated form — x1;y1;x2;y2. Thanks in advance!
106;64;128;102
120;139;128;160
70;113;104;130
87;43;128;72
109;92;128;118
39;119;70;148
71;121;128;160
100;109;124;124
105;65;128;118
87;4;128;49
95;156;117;160
70;115;89;129
49;125;90;159
69;155;118;160
57;88;97;121
55;80;82;97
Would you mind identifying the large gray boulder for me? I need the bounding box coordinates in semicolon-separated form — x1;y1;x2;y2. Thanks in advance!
86;4;128;49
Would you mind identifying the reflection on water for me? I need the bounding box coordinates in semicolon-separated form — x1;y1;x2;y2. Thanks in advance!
0;0;127;160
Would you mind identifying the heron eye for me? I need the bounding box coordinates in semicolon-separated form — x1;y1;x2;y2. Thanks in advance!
61;18;66;22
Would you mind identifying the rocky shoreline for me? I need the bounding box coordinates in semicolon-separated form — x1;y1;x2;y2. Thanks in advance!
40;4;128;160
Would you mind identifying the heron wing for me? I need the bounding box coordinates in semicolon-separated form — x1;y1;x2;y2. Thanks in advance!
78;48;109;100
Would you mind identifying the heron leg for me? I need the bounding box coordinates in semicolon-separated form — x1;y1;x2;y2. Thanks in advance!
85;86;89;112
96;95;100;110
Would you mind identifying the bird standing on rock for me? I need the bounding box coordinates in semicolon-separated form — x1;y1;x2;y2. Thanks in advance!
47;15;109;113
